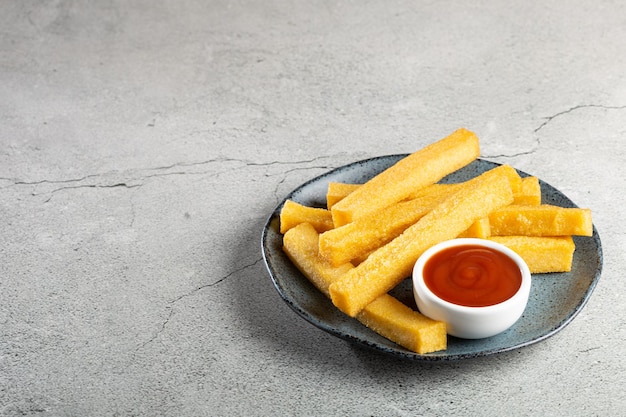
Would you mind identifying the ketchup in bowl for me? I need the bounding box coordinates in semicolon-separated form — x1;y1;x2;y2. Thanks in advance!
413;238;531;339
422;245;522;307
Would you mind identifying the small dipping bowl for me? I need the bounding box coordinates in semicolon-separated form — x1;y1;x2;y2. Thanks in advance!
413;238;531;339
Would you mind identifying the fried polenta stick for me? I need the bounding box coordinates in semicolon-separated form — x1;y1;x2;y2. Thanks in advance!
406;183;459;200
488;235;575;273
329;165;515;317
489;204;592;237
326;164;525;210
319;184;461;266
357;294;447;354
280;200;334;234
282;222;354;296
326;183;361;209
514;176;541;205
282;222;446;354
330;128;480;227
347;218;497;266
327;182;459;210
458;217;491;238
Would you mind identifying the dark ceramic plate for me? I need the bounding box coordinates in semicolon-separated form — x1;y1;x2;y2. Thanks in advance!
261;156;603;361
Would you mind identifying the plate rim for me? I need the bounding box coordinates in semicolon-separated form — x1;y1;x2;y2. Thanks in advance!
261;155;603;361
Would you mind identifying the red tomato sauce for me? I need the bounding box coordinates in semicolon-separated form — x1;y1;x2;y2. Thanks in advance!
423;244;522;307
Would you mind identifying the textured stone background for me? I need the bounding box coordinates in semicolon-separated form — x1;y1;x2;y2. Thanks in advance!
1;1;625;415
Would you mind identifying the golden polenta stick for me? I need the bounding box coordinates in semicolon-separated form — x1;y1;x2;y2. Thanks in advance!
458;217;491;238
318;184;461;266
407;167;522;200
330;128;480;227
405;183;463;200
513;176;541;205
356;294;447;354
327;167;523;209
282;222;446;354
327;182;462;210
282;222;354;296
326;182;361;209
280;200;334;234
488;236;575;273
489;204;593;237
329;165;515;317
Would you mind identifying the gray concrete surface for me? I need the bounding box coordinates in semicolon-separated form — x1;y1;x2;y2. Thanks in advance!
1;1;625;416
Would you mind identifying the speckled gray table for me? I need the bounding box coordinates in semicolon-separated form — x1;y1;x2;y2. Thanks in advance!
1;1;625;416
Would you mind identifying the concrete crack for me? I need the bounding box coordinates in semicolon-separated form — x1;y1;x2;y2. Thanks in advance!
483;136;541;159
4;155;338;199
579;346;601;354
269;162;337;202
44;182;142;203
534;104;626;133
135;306;174;351
483;103;626;160
170;258;263;305
135;258;262;351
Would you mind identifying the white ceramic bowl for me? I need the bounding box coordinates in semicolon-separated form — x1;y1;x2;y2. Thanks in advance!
413;238;532;339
